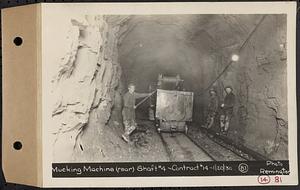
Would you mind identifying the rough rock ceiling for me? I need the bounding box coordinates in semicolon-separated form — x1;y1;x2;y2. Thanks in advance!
118;15;263;55
117;15;264;92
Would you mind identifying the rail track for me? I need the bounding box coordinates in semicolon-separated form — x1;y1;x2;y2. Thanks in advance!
196;126;269;160
140;119;264;162
158;129;254;162
158;132;215;161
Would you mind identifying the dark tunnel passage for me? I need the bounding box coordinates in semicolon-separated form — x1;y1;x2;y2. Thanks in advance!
117;15;262;124
118;15;224;123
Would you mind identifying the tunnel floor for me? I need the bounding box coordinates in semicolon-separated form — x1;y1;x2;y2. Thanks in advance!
73;109;251;162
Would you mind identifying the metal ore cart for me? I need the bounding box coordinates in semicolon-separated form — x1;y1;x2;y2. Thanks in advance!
154;74;194;134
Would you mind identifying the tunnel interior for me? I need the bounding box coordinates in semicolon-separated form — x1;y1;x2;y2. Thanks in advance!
115;14;288;158
116;15;275;123
118;15;221;122
51;14;288;162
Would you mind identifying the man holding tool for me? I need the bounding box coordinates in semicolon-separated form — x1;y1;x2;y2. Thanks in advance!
122;83;156;143
220;86;236;135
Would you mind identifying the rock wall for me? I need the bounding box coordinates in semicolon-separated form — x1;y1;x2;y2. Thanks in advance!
51;16;126;161
218;15;288;159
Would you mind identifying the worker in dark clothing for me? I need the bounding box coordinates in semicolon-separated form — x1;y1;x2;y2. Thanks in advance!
204;89;219;129
122;83;151;143
220;86;235;135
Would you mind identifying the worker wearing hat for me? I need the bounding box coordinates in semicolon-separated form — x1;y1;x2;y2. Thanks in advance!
220;86;236;135
122;83;151;143
204;88;219;129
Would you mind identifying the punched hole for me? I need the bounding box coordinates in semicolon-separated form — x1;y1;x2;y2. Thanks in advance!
13;37;23;46
13;141;22;150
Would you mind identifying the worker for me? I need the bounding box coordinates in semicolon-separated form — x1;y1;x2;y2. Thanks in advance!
220;86;236;135
204;89;219;129
122;83;152;143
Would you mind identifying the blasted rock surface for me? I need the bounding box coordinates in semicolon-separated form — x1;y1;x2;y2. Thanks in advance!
218;15;288;159
51;16;125;161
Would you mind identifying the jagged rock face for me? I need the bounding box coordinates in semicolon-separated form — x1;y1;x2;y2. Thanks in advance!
219;15;288;159
51;16;127;161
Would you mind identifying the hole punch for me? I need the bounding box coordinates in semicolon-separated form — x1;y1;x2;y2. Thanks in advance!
13;141;22;150
13;37;23;46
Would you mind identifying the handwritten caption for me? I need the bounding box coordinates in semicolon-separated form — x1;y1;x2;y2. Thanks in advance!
53;163;233;175
52;161;290;177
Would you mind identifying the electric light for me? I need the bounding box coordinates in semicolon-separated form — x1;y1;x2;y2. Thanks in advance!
231;54;239;62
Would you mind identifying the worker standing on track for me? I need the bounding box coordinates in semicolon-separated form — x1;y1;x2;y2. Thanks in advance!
122;83;152;143
204;89;219;129
220;86;236;135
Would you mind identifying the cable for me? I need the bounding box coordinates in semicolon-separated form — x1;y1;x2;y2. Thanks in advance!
197;15;267;96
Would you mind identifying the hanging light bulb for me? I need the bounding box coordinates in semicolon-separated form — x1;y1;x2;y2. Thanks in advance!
231;54;239;62
279;43;284;49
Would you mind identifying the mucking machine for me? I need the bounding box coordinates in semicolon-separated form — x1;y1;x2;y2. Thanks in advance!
150;74;194;134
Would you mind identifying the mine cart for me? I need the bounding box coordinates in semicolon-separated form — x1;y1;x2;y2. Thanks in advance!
154;74;194;134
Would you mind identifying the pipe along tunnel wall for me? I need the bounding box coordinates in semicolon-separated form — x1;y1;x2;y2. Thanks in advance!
51;15;288;162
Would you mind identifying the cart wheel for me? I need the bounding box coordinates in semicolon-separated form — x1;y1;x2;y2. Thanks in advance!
184;125;188;134
157;128;161;134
